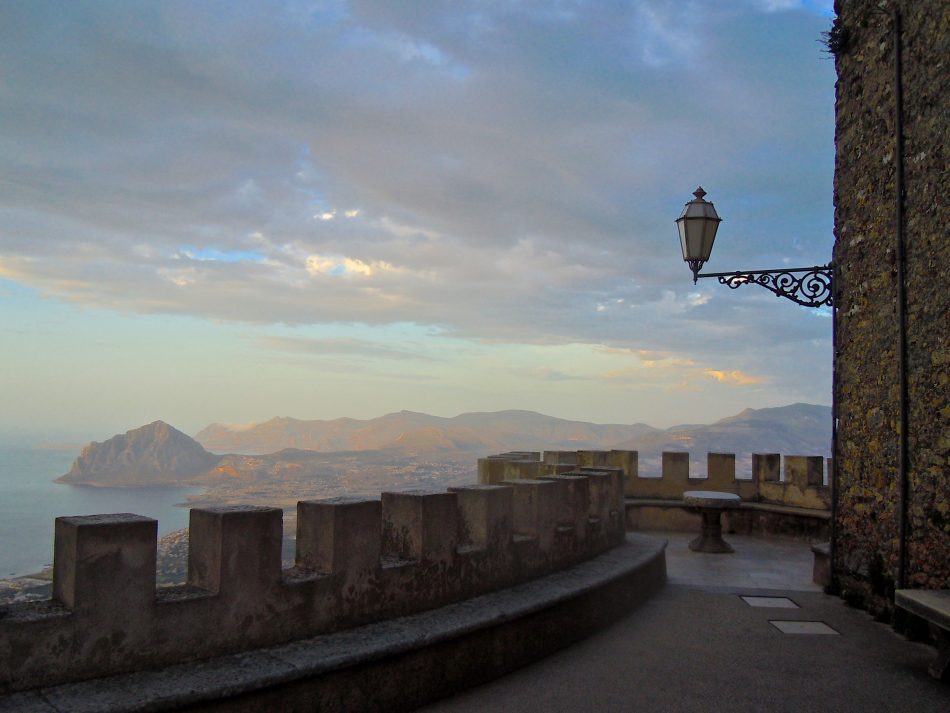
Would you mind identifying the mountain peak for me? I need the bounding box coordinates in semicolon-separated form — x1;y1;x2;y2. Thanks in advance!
58;421;219;486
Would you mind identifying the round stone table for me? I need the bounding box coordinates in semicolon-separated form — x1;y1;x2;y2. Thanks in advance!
683;490;742;553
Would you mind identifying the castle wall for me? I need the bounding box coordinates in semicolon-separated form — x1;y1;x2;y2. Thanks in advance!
483;450;832;541
832;0;950;607
0;472;626;694
482;450;832;510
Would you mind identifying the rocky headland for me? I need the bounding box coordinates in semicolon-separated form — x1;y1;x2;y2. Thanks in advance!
57;421;219;486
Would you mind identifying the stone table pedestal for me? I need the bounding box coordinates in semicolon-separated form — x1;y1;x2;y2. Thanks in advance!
683;490;741;554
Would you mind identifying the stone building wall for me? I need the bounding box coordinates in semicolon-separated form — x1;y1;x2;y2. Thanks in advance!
832;0;949;610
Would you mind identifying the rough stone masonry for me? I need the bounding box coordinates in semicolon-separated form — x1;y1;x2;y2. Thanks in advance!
832;0;949;610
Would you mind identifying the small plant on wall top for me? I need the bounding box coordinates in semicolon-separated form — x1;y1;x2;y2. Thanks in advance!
821;16;849;57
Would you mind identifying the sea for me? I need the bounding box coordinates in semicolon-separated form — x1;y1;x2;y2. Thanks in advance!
0;447;203;579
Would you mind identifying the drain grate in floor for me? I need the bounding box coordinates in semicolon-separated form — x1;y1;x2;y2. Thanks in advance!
770;620;839;635
741;596;799;608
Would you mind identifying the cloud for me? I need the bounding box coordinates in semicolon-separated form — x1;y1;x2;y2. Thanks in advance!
704;369;766;386
179;247;265;263
0;1;835;406
304;254;397;278
511;367;586;382
599;356;765;390
258;335;426;361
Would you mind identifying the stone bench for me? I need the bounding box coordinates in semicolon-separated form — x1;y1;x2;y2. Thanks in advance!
811;542;831;586
895;589;950;681
625;498;831;541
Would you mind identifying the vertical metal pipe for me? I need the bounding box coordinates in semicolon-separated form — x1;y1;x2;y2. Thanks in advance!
893;8;910;591
830;263;839;588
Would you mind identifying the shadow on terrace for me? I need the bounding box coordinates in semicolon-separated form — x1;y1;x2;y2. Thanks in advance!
424;449;949;713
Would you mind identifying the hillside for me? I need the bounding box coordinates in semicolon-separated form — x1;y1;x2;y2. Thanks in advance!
56;421;220;486
612;403;831;459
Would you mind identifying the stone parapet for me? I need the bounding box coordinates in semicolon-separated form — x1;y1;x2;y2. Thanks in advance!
482;450;831;511
0;469;625;694
0;535;666;713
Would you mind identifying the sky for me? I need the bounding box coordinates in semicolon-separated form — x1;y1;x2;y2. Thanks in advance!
0;0;838;444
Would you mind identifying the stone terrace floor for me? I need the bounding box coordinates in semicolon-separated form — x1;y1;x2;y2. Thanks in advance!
422;532;949;713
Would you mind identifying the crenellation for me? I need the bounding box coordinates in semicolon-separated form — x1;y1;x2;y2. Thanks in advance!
4;463;629;694
577;450;608;467
785;455;824;488
535;476;572;541
662;451;690;482
506;451;541;460
753;453;781;482
706;453;736;492
573;466;623;512
543;450;578;465
2;451;827;695
607;450;638;496
477;456;507;484
296;496;381;575
501;478;559;551
540;462;576;477
479;449;829;511
448;484;514;551
758;456;829;510
187;506;283;597
570;469;608;525
53;513;157;615
540;475;590;544
381;490;459;565
502;459;541;481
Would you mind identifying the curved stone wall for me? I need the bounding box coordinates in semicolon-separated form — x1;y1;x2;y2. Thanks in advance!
0;470;625;694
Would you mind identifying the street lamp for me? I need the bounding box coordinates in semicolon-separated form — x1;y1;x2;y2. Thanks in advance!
675;187;834;308
676;187;722;283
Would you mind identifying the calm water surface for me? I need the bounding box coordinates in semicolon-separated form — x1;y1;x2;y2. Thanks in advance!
0;447;202;578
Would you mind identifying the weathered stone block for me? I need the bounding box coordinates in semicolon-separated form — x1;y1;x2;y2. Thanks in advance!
53;513;156;615
502;478;559;551
540;475;590;542
477;457;507;485
296;496;381;575
188;506;283;595
577;450;608;467
608;450;639;496
662;451;689;482
381;490;459;564
543;450;578;465
785;456;825;489
448;484;513;550
573;469;610;525
503;459;541;481
753;453;781;483
707;453;736;491
540;463;577;477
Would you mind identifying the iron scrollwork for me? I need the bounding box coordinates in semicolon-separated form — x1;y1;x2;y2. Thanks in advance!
699;265;834;308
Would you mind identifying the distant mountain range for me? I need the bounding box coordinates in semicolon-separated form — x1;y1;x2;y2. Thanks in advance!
57;404;830;489
196;404;831;457
194;410;660;455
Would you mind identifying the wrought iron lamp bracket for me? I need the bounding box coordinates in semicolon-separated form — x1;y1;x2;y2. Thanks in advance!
695;264;834;308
